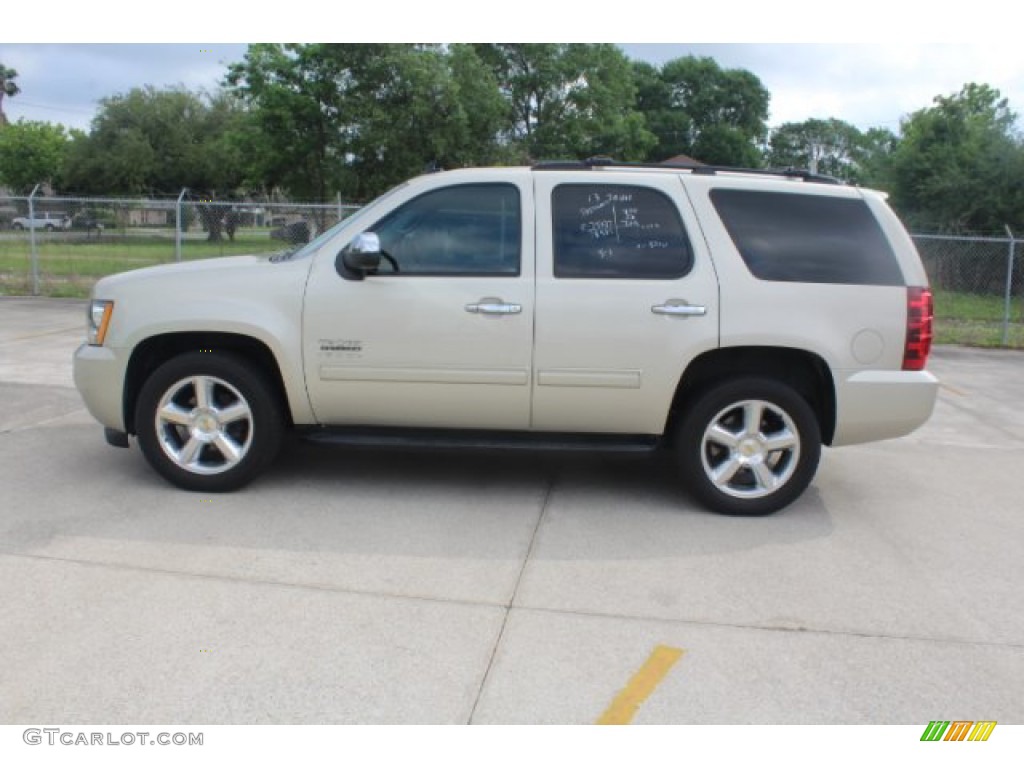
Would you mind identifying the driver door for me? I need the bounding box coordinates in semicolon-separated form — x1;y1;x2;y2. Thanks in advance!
302;178;535;430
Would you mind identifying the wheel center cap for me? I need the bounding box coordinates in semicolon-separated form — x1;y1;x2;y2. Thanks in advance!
739;438;761;458
193;410;219;436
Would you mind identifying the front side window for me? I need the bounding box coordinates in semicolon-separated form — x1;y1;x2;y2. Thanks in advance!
370;184;521;276
552;184;693;279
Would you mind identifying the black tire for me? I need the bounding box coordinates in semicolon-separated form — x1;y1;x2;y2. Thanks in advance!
12;222;23;230
134;352;284;492
674;377;821;516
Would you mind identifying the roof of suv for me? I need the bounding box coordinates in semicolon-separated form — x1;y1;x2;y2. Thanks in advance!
531;156;845;186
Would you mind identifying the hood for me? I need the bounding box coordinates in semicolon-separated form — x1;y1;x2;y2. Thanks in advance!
95;254;273;292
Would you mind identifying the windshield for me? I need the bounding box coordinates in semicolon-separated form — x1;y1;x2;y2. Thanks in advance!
272;181;411;262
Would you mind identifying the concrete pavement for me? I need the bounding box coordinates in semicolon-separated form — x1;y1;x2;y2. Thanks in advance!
1;296;1022;724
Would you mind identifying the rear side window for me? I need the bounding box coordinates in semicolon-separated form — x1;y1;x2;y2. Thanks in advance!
709;189;904;286
552;184;693;279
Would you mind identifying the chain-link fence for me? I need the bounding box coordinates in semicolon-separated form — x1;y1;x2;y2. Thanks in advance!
912;233;1023;347
0;192;358;297
1;191;1021;347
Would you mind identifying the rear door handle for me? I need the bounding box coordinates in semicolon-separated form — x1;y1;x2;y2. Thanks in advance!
465;300;522;315
652;302;707;317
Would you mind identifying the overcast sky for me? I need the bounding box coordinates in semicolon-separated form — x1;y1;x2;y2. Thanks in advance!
3;3;1022;137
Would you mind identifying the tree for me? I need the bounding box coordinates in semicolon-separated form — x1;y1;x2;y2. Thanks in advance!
62;86;248;197
225;44;351;203
634;56;770;166
472;43;655;161
766;118;896;183
341;44;492;198
887;83;1024;232
227;44;519;202
855;127;900;189
0;62;19;127
0;120;69;193
443;44;511;166
632;60;680;157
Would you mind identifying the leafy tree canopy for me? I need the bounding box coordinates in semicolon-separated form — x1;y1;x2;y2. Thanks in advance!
7;47;1022;236
634;56;770;165
473;43;655;162
886;83;1024;232
226;43;510;201
766;118;897;184
0;62;19;126
0;119;69;193
61;86;247;196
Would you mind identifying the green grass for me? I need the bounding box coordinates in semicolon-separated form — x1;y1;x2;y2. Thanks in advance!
932;290;1024;348
0;230;286;297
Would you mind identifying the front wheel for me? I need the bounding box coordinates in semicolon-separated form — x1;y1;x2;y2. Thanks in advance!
674;377;821;516
135;352;284;492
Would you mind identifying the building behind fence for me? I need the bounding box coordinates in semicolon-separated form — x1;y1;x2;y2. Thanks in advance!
1;192;1021;346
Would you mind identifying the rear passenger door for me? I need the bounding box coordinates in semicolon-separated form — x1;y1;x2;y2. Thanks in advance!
531;172;720;434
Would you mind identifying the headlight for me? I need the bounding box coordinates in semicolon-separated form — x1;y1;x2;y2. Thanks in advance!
87;300;114;346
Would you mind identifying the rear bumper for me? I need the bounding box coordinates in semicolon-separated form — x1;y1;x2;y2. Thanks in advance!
72;343;129;432
831;369;939;446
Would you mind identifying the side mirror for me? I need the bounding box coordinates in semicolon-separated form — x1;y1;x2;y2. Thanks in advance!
337;232;382;280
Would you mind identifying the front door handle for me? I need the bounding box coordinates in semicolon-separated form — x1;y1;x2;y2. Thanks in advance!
652;301;707;317
465;299;522;315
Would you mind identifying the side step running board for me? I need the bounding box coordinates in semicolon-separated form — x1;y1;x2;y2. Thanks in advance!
299;427;661;453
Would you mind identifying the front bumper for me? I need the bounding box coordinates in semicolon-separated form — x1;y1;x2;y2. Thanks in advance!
72;343;130;433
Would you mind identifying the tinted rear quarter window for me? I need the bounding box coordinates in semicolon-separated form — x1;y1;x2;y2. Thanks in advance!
709;189;904;286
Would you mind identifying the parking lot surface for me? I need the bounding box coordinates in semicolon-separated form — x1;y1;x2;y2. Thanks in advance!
1;296;1022;723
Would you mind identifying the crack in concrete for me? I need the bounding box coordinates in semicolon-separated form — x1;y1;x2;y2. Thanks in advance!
467;470;555;724
1;544;1021;660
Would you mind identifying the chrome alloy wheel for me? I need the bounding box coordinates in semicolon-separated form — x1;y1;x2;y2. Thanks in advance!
700;399;801;500
154;375;254;475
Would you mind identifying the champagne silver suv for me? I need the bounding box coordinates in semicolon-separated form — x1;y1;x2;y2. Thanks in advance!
73;160;939;515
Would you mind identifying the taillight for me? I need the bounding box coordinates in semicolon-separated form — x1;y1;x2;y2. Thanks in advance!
903;287;933;371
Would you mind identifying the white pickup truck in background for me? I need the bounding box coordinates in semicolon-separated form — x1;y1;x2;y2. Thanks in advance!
12;211;71;231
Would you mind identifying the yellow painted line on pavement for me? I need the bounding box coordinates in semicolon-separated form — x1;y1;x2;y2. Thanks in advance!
939;381;968;396
596;645;685;725
2;327;82;343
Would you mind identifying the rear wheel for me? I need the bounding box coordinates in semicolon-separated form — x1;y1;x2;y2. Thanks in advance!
674;377;821;515
135;352;284;492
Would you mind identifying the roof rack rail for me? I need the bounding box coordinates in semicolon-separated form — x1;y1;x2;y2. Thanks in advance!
531;156;844;185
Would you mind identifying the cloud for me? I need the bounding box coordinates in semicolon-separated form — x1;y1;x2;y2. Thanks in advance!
622;43;1024;131
2;44;248;130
